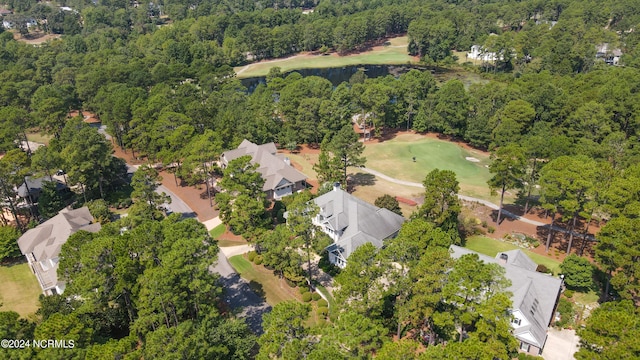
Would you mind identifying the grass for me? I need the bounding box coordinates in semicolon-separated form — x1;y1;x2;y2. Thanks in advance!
209;223;226;240
465;235;562;275
25;132;52;146
282;152;319;179
235;36;415;78
363;133;498;202
228;254;299;306
315;285;336;310
0;262;42;317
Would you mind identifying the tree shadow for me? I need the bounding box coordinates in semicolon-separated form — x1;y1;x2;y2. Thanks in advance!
248;280;266;301
349;172;376;187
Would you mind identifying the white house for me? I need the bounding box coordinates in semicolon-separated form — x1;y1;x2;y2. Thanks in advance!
450;245;564;356
596;43;622;65
17;207;101;295
221;140;308;200
467;45;499;62
312;184;405;268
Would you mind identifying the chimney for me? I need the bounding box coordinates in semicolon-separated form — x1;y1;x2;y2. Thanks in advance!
333;182;341;192
284;157;291;166
499;253;508;265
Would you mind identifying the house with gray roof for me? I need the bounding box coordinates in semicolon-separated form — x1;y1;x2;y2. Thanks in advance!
313;184;405;268
17;207;101;295
450;245;563;356
221;140;308;200
17;176;67;204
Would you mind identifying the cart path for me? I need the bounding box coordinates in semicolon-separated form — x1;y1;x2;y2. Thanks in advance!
360;167;595;241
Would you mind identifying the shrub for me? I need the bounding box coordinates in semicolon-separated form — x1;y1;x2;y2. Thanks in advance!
564;290;574;298
285;278;297;288
317;307;329;317
481;220;488;228
536;264;550;273
254;255;263;265
302;292;312;302
561;254;594;291
487;226;495;233
312;293;321;301
317;299;328;308
299;286;308;294
247;251;257;262
555;298;575;328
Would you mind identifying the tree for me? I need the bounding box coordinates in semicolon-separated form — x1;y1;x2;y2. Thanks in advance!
376;339;419;360
286;192;320;289
86;199;112;224
313;142;343;185
576;300;640;360
488;144;526;225
416;169;461;232
334;243;386;317
328;125;366;188
182;130;222;207
374;194;402;216
442;254;511;343
0;226;21;261
596;216;640;303
257;301;311;360
317;310;387;358
560;254;594;291
430;80;469;137
37;180;66;219
130;164;170;221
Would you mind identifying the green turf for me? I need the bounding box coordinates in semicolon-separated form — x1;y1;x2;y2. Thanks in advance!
0;262;41;317
363;134;494;200
209;223;226;240
228;255;299;306
235;36;415;78
25;132;52;146
465;236;561;274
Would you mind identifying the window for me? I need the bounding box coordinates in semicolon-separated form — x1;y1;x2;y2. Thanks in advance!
520;342;530;352
512;318;521;326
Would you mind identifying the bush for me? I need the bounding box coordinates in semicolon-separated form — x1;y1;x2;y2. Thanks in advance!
254;255;263;265
536;264;550;273
561;254;594;291
555;298;575;328
317;299;328;308
299;286;308;294
285;278;297;288
302;292;312;302
247;251;257;262
564;290;574;298
317;307;329;317
481;220;488;228
312;293;321;301
487;226;495;233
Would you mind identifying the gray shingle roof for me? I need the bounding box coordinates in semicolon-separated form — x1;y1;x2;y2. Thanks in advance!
449;245;562;349
17;207;101;292
315;188;405;260
16;176;66;198
221;140;307;192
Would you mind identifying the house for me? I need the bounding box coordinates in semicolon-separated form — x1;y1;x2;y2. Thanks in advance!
17;207;101;295
312;184;405;268
467;45;499;62
596;43;622;65
450;245;563;356
221;140;308;200
17;176;67;204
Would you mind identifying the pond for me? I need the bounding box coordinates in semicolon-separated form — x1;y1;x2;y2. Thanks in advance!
239;64;488;93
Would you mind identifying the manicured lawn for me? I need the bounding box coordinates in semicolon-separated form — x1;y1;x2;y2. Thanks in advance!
465;235;561;274
280;152;319;180
228;255;299;306
363;133;497;201
0;262;41;317
235;36;415;78
209;223;226;240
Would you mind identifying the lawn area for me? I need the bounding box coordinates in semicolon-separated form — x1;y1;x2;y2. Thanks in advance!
465;235;561;274
25;132;52;145
209;223;226;240
281;152;319;180
228;255;299;306
0;262;41;317
363;133;497;201
235;36;415;78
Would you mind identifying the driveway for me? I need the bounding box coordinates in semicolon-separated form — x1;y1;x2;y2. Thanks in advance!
210;252;271;334
542;327;579;360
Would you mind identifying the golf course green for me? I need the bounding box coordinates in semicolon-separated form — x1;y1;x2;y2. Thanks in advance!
363;134;494;200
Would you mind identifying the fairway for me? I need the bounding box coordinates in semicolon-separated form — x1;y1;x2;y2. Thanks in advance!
235;36;416;78
0;262;41;317
363;134;493;200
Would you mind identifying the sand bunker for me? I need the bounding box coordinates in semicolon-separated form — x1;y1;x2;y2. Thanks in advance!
465;157;480;162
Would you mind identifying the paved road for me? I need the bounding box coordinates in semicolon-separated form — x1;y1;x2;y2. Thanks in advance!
360;167;595;240
124;158;270;333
